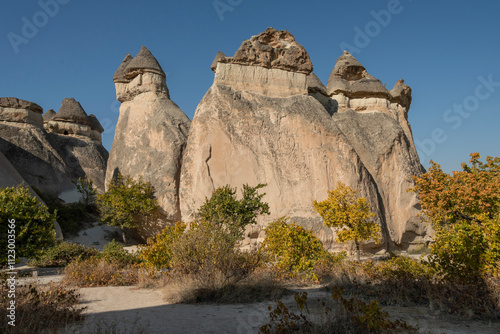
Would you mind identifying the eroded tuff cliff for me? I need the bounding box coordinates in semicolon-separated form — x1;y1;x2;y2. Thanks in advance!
0;97;109;195
106;46;191;237
179;28;429;250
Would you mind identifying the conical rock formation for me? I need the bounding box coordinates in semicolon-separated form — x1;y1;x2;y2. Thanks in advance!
106;46;191;238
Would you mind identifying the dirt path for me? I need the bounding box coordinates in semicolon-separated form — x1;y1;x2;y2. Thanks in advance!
65;286;270;333
60;286;500;334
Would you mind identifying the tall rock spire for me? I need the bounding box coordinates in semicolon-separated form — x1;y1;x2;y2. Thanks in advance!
106;46;191;240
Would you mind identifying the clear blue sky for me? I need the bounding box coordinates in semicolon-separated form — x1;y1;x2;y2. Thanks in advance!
1;0;499;172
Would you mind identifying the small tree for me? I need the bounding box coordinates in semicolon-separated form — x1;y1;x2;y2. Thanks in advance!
72;176;97;207
96;174;158;244
197;183;270;241
0;185;57;264
313;182;380;261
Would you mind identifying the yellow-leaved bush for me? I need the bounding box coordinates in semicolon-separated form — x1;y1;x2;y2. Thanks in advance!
139;222;186;270
411;153;500;280
260;217;330;279
313;182;381;261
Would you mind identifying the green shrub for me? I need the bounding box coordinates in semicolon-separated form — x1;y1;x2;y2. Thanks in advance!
96;173;158;244
28;241;99;267
261;217;330;280
101;240;141;266
72;176;97;207
0;185;56;264
197;183;270;240
32;186;97;237
169;222;260;289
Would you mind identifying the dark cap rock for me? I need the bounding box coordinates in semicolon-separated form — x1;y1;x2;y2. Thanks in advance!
53;98;91;126
87;114;105;133
43;109;56;122
390;79;412;110
327;51;389;98
113;54;133;83
211;51;227;73
124;46;166;79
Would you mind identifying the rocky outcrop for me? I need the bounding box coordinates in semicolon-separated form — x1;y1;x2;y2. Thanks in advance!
45;98;92;138
179;28;429;251
309;51;426;246
106;46;191;238
0;97;109;195
223;27;313;74
0;97;44;127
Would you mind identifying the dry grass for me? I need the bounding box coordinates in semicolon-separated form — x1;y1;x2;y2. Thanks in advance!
324;257;500;319
160;268;290;304
0;280;84;334
64;257;139;287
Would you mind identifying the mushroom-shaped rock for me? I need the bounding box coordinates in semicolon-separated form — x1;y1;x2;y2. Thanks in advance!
113;54;133;83
211;51;227;73
327;51;388;98
390;79;412;110
43;109;56;122
124;46;165;79
53;98;91;126
230;27;313;74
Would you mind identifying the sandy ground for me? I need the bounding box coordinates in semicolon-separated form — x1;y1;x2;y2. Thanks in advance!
67;224;124;251
54;285;500;334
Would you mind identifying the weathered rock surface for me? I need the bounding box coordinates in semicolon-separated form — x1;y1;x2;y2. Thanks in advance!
214;62;308;98
0;97;109;195
219;28;313;74
179;29;429;251
0;97;44;127
106;46;191;238
179;85;386;250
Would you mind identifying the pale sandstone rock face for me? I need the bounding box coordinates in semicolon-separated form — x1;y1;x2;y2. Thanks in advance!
214;62;308;98
106;46;191;238
332;110;427;245
179;85;385;251
179;29;428;251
